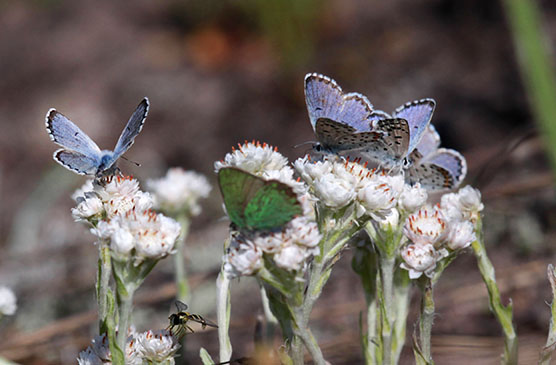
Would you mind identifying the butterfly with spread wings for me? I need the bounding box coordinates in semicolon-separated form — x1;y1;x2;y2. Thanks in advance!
45;98;149;177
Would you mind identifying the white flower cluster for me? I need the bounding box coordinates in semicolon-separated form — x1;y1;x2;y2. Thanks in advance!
294;156;427;221
400;186;482;279
215;141;306;195
217;142;321;277
224;216;321;277
147;167;211;216
0;286;17;316
294;155;482;280
72;176;181;263
77;329;180;365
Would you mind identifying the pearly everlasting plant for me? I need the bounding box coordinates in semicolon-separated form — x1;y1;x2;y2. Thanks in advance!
72;175;181;363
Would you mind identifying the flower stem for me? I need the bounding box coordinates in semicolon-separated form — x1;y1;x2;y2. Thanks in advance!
379;255;395;365
418;279;435;364
115;285;135;354
175;216;191;302
539;264;556;364
97;240;112;333
471;217;518;365
259;282;279;345
217;270;232;362
392;268;410;364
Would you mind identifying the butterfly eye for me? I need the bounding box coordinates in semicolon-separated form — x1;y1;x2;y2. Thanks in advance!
313;144;322;152
402;157;411;169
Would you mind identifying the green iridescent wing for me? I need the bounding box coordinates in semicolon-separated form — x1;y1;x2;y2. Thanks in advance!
218;167;302;231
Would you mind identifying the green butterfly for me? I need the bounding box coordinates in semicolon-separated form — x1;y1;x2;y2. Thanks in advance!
218;167;303;231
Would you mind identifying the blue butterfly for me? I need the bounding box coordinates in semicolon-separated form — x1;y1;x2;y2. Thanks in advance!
46;98;149;176
304;73;433;168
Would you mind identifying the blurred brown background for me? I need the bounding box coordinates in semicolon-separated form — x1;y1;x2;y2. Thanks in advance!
0;0;555;363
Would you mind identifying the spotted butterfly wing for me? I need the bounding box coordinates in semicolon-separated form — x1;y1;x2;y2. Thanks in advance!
315;117;410;167
406;125;467;190
218;167;302;231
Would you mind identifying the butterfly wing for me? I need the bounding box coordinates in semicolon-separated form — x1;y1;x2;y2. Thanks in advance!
244;179;302;231
407;149;466;190
53;149;102;175
46;109;102;155
113;97;149;158
393;98;435;154
304;73;374;132
218;167;302;231
219;167;256;229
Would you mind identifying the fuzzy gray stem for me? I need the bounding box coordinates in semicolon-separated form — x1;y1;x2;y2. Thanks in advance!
419;280;435;364
116;286;135;357
379;255;395;365
98;241;111;333
472;217;518;365
217;271;232;362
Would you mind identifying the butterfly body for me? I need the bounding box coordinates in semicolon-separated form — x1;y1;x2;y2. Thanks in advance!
45;98;149;176
218;167;302;232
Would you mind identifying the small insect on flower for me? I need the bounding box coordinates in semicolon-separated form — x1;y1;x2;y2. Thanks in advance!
167;301;218;339
45;98;149;177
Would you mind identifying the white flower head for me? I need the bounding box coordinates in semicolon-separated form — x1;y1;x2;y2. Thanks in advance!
294;156;333;185
92;210;180;262
72;194;104;222
253;232;289;253
138;329;180;363
95;176;154;219
357;173;404;216
374;208;400;231
215;141;288;175
224;236;263;278
287;217;321;249
400;243;438;279
132;212;181;262
0;286;17;316
446;220;476;250
404;205;447;246
273;244;308;271
313;173;355;208
440;185;484;223
398;183;428;214
147;167;211;216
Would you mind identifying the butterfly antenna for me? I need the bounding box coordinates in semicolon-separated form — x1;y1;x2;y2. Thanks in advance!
293;140;316;149
121;156;141;167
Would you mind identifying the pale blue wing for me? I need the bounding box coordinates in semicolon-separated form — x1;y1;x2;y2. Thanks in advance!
407;148;466;190
393;98;435;154
53;149;101;175
304;73;374;132
46;109;101;155
413;124;441;158
113;97;149;158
